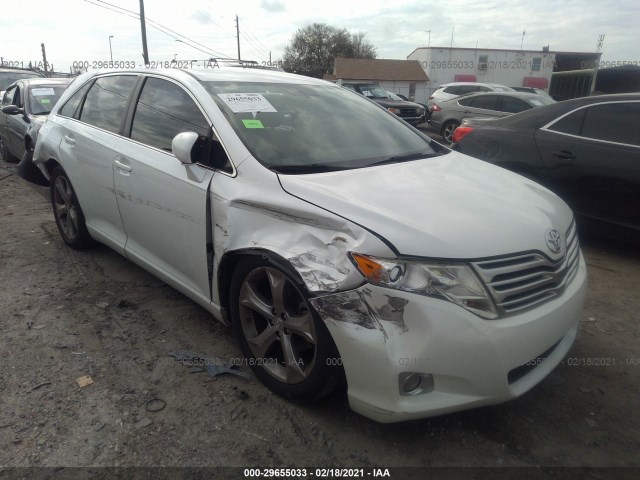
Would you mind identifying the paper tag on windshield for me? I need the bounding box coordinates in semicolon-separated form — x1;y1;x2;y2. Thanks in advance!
32;87;55;96
218;93;276;114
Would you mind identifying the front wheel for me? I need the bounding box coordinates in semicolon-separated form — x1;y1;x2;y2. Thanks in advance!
50;166;93;249
0;135;18;163
441;120;460;144
230;257;344;402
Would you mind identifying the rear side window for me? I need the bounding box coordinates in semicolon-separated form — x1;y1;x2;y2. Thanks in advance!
79;75;138;134
443;86;460;94
581;103;640;146
549;110;585;135
500;96;531;113
466;95;499;111
59;81;93;119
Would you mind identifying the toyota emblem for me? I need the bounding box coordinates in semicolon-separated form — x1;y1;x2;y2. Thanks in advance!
545;229;563;254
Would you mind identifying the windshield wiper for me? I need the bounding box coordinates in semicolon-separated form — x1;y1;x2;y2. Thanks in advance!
366;152;437;167
270;163;352;174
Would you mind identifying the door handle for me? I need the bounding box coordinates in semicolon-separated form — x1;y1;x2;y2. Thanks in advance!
63;135;75;146
551;150;576;160
114;159;132;172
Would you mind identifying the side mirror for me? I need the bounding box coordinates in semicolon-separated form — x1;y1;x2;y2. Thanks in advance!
171;131;199;164
2;105;23;116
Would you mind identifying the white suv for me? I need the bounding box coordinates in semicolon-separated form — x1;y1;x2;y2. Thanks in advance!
33;67;586;423
428;82;515;111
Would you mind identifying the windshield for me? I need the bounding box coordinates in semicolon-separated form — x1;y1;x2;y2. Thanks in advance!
388;92;402;101
28;85;67;115
528;95;556;107
203;82;442;172
357;84;390;99
0;72;42;91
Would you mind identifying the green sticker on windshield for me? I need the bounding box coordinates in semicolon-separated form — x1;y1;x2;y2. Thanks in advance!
242;119;264;129
40;99;51;104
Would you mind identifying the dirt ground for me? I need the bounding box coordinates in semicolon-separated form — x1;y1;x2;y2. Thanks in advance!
1;156;639;473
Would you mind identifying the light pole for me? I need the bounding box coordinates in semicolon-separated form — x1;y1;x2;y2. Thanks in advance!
109;35;114;62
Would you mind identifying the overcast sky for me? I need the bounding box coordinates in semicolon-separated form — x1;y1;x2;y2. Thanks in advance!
1;0;638;73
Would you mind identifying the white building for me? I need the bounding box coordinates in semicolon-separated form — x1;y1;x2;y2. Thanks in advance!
325;58;430;103
407;47;556;95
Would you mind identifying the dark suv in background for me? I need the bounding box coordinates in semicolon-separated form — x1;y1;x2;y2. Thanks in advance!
341;82;426;126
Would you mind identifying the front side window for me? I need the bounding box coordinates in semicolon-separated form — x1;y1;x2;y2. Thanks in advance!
79;75;138;134
130;77;209;152
548;110;585;135
3;86;17;106
203;82;443;172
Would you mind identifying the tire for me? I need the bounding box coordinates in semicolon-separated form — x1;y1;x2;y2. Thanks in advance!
50;165;93;249
230;256;344;402
0;134;18;163
441;120;460;144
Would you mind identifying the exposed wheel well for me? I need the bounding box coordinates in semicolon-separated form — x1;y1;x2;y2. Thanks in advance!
217;249;307;322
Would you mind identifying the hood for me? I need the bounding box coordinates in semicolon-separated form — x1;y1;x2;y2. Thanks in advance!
371;98;418;109
278;151;574;259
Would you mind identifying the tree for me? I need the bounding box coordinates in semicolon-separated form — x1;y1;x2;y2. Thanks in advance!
282;23;377;78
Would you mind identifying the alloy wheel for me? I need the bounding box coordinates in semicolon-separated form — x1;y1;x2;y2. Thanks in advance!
53;175;80;241
238;266;317;384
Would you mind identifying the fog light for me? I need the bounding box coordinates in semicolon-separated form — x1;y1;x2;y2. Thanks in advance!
403;373;422;393
399;372;434;396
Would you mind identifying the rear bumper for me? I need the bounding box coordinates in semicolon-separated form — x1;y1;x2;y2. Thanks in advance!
313;253;587;423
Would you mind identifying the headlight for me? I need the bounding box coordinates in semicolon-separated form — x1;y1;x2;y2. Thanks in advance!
349;253;498;319
387;107;399;115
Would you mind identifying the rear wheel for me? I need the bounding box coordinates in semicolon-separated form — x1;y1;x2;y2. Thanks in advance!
50;166;93;249
230;257;343;402
441;120;460;143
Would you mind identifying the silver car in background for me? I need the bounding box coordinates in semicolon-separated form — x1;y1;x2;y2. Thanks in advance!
34;67;586;423
431;91;556;143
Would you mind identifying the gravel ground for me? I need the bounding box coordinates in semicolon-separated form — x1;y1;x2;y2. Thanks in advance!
1;157;639;475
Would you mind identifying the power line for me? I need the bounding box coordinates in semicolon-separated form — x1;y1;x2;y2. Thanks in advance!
82;0;232;58
238;18;270;55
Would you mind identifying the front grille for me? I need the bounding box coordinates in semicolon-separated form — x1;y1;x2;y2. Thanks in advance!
399;108;419;116
472;221;580;316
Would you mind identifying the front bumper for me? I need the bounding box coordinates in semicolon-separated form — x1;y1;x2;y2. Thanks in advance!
311;253;587;423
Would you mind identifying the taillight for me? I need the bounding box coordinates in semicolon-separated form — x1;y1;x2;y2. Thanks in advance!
452;126;473;143
431;104;441;112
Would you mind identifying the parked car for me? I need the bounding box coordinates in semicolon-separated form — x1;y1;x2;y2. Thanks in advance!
0;77;71;168
0;67;45;99
388;92;430;121
510;86;552;97
33;67;586;423
427;82;515;111
452;93;640;240
341;82;426;126
431;92;556;143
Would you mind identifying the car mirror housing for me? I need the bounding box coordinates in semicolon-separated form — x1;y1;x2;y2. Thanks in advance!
2;105;23;116
172;131;199;164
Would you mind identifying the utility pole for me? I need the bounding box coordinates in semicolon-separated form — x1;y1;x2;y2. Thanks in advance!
521;28;526;50
139;0;150;66
236;15;241;61
41;43;49;76
109;35;114;62
591;34;605;94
